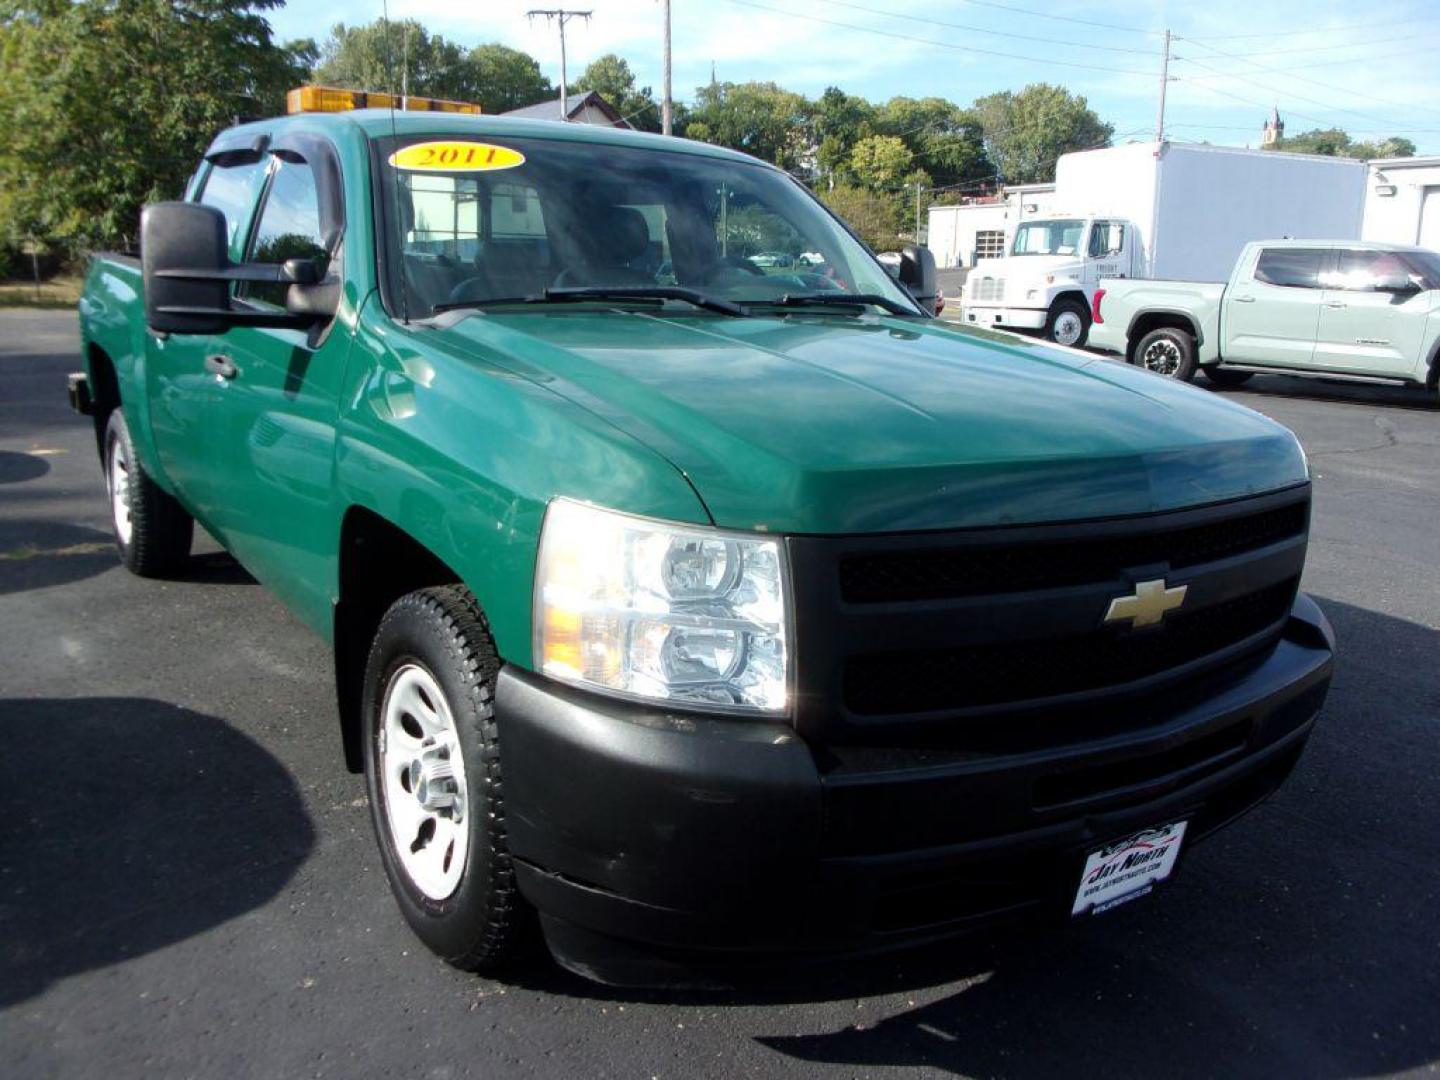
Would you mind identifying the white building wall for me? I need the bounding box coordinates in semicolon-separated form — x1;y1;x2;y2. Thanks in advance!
1364;158;1440;250
926;186;1058;268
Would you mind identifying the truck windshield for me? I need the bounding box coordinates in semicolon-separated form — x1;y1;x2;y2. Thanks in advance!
1011;219;1085;257
373;133;920;318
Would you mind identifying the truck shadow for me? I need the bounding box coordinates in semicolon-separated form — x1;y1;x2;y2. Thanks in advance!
1218;375;1439;412
521;596;1438;1077
0;522;254;595
0;697;314;1006
749;595;1440;1077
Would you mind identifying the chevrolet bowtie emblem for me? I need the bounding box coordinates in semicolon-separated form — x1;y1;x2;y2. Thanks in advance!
1104;578;1188;629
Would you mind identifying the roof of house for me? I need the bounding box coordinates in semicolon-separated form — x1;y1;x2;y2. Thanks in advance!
499;90;631;128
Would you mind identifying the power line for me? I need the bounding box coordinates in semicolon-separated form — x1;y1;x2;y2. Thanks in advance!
714;0;1160;76
1170;77;1422;138
1180;28;1440;59
1185;13;1438;41
1174;56;1440;134
1176;35;1440;121
947;0;1161;37
814;0;1162;56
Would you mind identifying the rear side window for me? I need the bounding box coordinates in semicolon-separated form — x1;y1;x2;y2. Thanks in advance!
1328;249;1414;291
197;161;262;249
1254;249;1327;289
243;158;330;307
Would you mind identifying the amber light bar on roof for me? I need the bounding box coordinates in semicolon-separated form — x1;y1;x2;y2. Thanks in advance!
286;86;482;115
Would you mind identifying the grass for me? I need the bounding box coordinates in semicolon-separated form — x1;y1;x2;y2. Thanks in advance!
0;275;82;308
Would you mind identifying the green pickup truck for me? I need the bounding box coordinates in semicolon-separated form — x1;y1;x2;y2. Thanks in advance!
73;107;1334;984
1090;239;1440;394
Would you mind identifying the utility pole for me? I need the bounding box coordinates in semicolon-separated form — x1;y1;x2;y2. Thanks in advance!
401;22;411;108
1154;28;1171;144
526;9;592;121
661;0;673;135
915;182;923;243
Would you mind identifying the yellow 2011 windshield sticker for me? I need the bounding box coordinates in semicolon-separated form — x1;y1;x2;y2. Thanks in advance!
389;141;525;172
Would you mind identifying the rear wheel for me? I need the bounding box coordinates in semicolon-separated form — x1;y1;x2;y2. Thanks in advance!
1045;297;1091;347
1134;326;1198;382
104;409;193;577
363;585;527;972
1202;366;1254;388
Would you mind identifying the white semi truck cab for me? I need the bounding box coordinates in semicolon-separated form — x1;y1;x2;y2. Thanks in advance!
961;216;1139;346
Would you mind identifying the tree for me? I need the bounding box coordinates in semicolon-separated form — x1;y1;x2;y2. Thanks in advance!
0;0;307;253
876;96;991;190
572;53;659;131
468;42;552;112
972;84;1113;184
848;135;914;191
316;20;472;101
811;87;875;184
314;23;552;112
818;185;897;252
1270;127;1416;160
684;81;813;171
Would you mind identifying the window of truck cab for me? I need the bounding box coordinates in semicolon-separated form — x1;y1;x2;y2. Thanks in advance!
239;155;333;307
373;132;919;318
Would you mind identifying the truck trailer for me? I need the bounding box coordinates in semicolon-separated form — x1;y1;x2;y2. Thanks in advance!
960;141;1368;346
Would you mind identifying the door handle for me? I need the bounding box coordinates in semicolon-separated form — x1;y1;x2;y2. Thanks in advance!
205;354;238;380
1232;295;1256;303
1325;300;1347;308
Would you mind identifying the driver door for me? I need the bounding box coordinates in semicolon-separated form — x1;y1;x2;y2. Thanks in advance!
1085;219;1126;288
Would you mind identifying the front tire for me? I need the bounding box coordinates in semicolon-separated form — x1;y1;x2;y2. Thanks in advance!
1134;326;1198;382
104;409;193;577
1045;297;1091;347
1202;366;1254;388
362;585;526;972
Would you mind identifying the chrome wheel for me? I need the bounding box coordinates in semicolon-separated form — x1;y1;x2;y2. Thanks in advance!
1051;309;1085;346
107;434;133;545
378;663;470;901
1142;337;1183;377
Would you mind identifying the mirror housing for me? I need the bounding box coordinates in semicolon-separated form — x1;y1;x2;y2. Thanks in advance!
140;202;332;335
900;243;939;315
1375;272;1424;294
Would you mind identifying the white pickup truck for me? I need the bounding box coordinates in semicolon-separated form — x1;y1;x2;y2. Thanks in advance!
1089;240;1440;397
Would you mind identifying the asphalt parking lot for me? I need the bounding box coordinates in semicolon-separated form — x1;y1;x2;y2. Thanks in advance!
2;308;1438;1079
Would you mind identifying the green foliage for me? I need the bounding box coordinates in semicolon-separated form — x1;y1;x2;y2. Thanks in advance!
463;43;552;112
572;53;659;132
684;81;811;171
0;0;307;253
1268;127;1416;160
972;83;1113;184
818;184;897;252
848;135;914;191
314;22;552;111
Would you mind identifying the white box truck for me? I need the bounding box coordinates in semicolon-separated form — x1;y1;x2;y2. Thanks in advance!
959;141;1368;346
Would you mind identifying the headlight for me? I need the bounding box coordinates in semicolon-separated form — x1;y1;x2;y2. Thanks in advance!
534;499;790;715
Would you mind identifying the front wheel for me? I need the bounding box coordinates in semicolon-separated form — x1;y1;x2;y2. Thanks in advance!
1045;297;1091;347
362;585;527;972
104;409;193;577
1134;326;1198;382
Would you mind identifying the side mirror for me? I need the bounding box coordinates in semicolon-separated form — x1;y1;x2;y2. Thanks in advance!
899;243;938;315
141;202;329;335
1374;273;1421;294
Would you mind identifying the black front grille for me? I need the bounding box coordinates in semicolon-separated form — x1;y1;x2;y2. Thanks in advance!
840;499;1308;604
843;576;1298;716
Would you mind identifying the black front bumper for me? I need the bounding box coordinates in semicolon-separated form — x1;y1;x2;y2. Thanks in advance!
497;594;1333;971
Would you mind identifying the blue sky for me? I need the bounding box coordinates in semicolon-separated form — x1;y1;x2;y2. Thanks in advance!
266;0;1440;154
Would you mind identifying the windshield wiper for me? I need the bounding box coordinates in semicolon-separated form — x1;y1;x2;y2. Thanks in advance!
431;286;745;317
748;292;919;317
542;286;747;316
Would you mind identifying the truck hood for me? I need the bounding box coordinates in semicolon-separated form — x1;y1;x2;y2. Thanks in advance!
428;311;1307;533
971;255;1084;289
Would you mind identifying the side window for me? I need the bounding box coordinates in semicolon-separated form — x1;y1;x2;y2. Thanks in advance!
1254;249;1325;289
1088;221;1123;258
197;160;263;250
243;158;330;307
1328;249;1413;291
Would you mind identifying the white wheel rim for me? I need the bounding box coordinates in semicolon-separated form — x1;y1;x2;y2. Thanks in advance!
108;436;133;545
379;663;471;901
1142;338;1183;376
1053;311;1084;345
